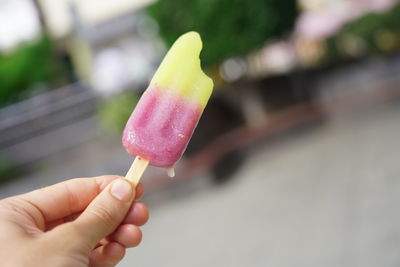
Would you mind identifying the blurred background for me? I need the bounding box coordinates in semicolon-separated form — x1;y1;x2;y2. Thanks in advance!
1;0;400;266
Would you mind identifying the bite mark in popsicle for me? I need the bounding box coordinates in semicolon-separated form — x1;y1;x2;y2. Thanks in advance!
122;32;213;180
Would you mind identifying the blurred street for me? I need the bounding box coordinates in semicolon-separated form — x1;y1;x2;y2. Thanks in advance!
119;102;400;267
0;80;399;267
0;84;399;266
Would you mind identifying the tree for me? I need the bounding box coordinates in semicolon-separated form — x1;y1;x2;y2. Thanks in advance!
325;2;400;62
148;0;298;67
0;35;54;107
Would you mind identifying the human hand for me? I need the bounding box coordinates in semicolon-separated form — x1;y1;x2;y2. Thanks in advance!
0;175;149;267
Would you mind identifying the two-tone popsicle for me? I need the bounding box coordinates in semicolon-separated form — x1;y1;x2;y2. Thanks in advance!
122;32;213;185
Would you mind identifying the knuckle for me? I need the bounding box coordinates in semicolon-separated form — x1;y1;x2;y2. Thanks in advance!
88;206;115;229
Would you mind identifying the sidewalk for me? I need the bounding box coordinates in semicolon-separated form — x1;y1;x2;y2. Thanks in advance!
0;100;399;266
121;103;400;267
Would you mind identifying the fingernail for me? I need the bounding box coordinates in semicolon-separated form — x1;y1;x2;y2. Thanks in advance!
110;179;133;202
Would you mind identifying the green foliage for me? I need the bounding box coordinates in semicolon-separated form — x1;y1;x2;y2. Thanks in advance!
325;2;400;62
148;0;298;67
0;35;55;107
98;92;139;135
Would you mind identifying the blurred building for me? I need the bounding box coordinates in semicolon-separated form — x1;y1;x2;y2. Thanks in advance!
38;0;161;95
38;0;154;38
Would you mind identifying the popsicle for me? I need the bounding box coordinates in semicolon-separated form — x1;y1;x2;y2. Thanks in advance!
122;31;214;186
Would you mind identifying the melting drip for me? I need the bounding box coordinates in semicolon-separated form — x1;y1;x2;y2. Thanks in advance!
166;167;175;177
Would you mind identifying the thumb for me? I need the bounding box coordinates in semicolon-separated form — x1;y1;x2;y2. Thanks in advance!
58;178;135;249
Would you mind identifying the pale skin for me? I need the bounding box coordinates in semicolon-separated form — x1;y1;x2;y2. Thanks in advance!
0;175;149;267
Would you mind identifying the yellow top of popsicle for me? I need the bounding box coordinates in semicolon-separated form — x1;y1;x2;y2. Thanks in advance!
150;32;214;108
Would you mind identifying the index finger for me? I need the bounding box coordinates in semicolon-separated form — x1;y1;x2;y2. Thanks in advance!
19;175;120;223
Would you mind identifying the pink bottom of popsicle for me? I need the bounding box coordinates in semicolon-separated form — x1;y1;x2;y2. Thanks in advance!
122;87;202;168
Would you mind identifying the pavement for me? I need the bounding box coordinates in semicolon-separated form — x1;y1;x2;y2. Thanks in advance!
121;102;400;267
1;101;400;267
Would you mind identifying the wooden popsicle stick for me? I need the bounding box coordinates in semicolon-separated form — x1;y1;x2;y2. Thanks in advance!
125;157;149;187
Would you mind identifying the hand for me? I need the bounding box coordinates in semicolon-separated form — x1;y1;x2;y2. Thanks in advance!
0;175;149;267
